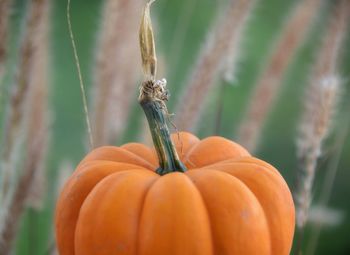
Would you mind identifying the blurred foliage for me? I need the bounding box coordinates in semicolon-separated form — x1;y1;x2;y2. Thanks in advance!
1;0;350;254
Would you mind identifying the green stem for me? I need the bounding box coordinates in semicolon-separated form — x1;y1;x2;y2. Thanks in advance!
139;81;187;175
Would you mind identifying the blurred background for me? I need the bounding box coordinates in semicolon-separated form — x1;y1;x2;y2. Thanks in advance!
0;0;350;254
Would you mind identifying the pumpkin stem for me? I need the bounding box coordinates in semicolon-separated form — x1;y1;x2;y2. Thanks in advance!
138;0;186;175
139;80;187;174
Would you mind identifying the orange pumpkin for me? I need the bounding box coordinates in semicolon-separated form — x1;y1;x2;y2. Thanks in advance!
56;2;294;253
55;131;295;255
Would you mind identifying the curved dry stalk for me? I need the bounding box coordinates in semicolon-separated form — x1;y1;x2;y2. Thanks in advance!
67;0;93;149
295;0;350;233
91;0;142;146
175;0;256;132
237;0;322;152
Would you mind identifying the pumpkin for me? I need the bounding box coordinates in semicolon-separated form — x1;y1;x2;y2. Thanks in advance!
55;2;294;253
55;131;295;255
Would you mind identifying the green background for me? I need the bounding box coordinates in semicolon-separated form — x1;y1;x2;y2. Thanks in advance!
1;0;350;254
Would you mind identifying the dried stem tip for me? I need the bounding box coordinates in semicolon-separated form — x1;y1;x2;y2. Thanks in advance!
138;0;186;175
139;0;157;81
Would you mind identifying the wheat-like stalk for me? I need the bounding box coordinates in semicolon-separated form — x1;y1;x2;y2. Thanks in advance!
174;0;256;132
0;0;50;252
0;0;47;197
0;129;47;254
237;0;323;152
91;0;142;146
306;112;350;255
295;78;340;222
0;0;12;82
295;0;349;231
25;0;50;209
220;3;252;84
0;0;45;216
306;113;350;255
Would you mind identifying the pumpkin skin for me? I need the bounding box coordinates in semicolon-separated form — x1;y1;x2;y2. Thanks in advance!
55;132;295;255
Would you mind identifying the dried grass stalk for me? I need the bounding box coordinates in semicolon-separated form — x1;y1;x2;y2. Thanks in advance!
295;0;350;230
175;0;255;131
0;0;50;252
306;112;350;255
0;130;47;254
221;3;252;83
25;1;50;209
0;0;47;196
91;0;142;146
0;0;12;80
237;0;322;152
295;77;340;228
67;0;93;149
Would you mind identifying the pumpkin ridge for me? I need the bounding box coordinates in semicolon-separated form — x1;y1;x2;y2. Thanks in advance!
171;132;200;161
186;169;271;254
204;160;282;180
125;150;157;169
74;170;157;255
214;169;272;254
79;146;156;170
73;169;139;254
137;173;213;254
135;175;160;255
183;136;250;168
56;163;140;224
214;169;273;254
56;166;150;255
75;160;150;174
211;161;289;196
121;143;158;168
116;147;157;170
207;163;294;254
234;157;283;178
184;171;214;255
